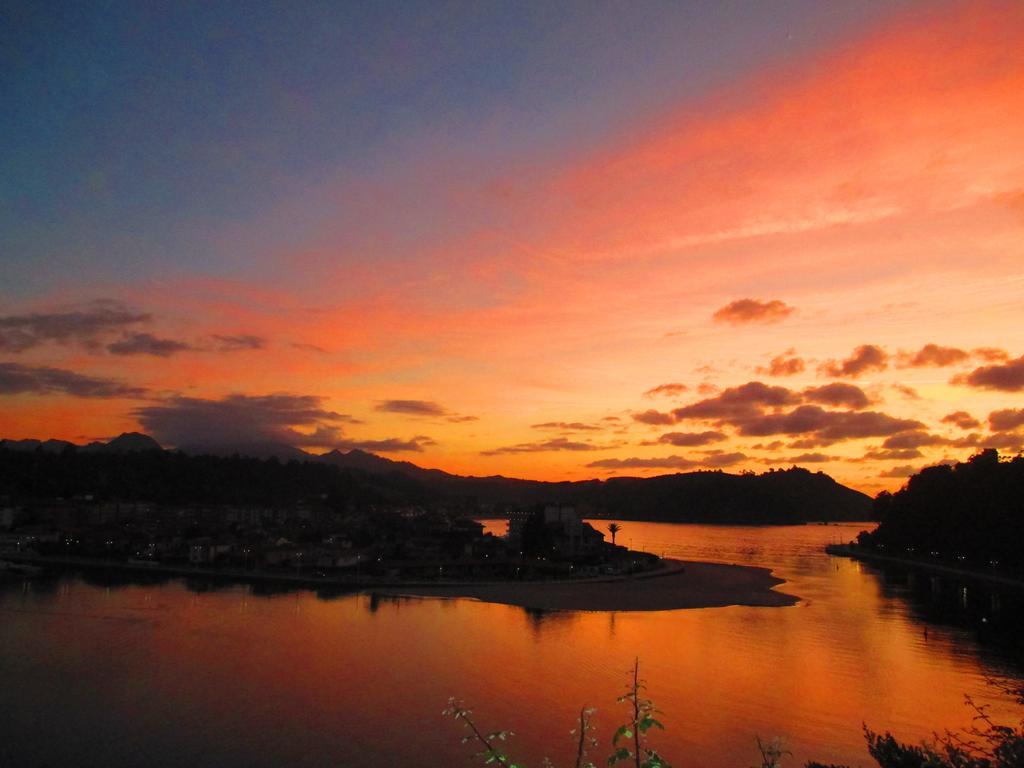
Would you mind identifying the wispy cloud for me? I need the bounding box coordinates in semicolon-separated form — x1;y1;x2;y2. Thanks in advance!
587;451;746;470
643;382;689;398
334;435;436;453
481;437;620;456
0;362;147;399
762;452;835;464
107;333;193;357
531;421;603;432
0;300;149;352
212;334;267;352
648;430;725;447
374;399;476;423
375;399;446;417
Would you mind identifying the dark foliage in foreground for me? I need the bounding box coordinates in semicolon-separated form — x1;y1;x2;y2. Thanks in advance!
860;450;1024;569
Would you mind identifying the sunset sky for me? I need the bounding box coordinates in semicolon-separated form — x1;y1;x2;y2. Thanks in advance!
2;0;1023;493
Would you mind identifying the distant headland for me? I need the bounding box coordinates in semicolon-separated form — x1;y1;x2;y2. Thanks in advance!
827;449;1024;585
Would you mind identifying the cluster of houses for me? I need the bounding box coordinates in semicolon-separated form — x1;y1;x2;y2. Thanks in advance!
1;497;655;581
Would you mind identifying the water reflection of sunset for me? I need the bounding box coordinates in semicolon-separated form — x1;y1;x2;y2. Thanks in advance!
2;523;1018;767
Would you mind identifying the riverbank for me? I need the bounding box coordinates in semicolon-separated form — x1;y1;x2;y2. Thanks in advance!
0;553;797;611
374;559;798;611
825;544;1024;591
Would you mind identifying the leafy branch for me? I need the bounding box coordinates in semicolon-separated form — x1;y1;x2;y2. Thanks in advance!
444;698;523;768
608;658;669;768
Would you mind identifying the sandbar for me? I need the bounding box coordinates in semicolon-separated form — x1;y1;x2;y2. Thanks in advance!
373;559;798;612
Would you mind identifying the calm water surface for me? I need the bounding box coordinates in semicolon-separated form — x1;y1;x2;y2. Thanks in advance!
2;521;1021;768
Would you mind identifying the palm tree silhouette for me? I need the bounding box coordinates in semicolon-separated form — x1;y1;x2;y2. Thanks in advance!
607;523;622;546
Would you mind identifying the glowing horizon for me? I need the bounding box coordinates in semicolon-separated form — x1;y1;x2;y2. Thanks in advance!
2;1;1023;494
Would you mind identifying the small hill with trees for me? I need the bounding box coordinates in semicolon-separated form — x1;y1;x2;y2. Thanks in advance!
858;450;1024;570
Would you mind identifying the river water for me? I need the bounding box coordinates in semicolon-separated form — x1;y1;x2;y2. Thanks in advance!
1;521;1021;768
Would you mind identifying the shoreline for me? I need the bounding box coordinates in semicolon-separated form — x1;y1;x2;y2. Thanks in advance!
0;553;798;611
825;544;1024;591
373;559;798;612
0;552;668;589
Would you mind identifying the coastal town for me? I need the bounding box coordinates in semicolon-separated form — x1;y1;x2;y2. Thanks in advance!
0;496;657;584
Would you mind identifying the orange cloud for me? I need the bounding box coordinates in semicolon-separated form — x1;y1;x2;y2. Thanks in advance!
757;351;805;377
819;346;889;379
712;299;795;325
955;355;1024;392
643;383;689;398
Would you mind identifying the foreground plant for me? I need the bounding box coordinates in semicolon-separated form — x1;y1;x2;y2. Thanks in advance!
444;699;522;768
608;658;670;768
447;665;1024;768
755;737;791;768
444;658;669;768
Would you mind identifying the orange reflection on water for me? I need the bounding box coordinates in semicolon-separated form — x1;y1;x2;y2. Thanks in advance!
0;522;1020;768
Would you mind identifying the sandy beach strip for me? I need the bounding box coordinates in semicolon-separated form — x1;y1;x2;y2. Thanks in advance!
372;559;798;612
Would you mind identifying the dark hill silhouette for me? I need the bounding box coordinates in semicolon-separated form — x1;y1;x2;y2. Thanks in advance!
89;432;163;453
319;448;454;481
1;433;163;454
175;441;309;462
319;448;871;522
576;467;871;524
0;433;872;522
0;438;76;453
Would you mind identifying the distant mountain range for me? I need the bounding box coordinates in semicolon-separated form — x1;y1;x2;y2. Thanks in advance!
0;433;873;523
0;432;163;454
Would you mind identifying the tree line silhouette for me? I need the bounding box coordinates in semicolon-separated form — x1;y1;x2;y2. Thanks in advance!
860;450;1024;570
0;443;874;522
0;447;429;510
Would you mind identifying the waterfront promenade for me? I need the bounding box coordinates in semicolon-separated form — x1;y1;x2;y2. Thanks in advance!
825;544;1024;591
